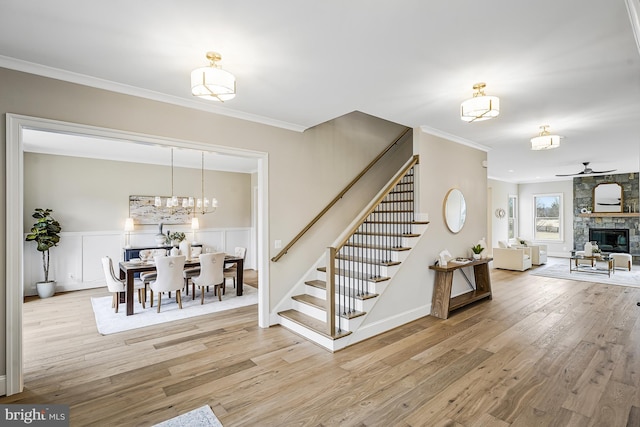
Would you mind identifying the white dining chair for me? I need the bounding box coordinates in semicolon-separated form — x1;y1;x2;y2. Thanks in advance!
191;252;226;304
149;255;186;313
139;249;167;297
101;256;146;313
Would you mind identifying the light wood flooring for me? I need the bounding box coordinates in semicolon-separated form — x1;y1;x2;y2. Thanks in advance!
2;264;640;426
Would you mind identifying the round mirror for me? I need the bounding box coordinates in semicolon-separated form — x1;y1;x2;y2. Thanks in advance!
444;188;467;233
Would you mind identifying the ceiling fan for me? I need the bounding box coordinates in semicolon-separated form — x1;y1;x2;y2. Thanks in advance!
555;162;616;177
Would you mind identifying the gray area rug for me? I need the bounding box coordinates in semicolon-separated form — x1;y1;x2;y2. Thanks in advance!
153;405;223;427
530;262;640;288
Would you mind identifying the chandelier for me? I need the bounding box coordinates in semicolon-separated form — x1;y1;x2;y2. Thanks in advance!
196;152;218;215
191;51;236;102
530;125;560;150
154;148;189;209
460;82;500;123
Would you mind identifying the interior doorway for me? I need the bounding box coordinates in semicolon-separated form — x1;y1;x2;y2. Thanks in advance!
5;114;270;395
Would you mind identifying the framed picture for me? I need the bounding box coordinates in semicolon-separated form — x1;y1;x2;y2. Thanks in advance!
129;195;192;225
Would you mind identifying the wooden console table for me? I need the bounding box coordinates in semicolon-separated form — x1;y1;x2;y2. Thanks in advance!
429;257;493;319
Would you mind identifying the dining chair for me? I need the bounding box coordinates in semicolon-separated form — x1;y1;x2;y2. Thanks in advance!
223;247;246;290
149;255;186;313
190;252;226;304
101;256;146;313
139;249;167;297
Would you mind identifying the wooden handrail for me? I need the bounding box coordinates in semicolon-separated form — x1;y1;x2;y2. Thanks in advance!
271;127;412;262
332;155;420;252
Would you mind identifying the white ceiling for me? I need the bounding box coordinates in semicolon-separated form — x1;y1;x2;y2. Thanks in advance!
2;0;640;182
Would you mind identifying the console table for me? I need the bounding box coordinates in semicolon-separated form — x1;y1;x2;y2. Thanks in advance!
429;258;493;319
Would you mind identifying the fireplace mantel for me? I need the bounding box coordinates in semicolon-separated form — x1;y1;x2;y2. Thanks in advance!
578;212;639;218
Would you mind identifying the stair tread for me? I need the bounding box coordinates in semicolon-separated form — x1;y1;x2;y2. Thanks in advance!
343;243;412;251
354;231;420;238
364;220;426;225
292;294;326;310
278;309;352;340
317;266;390;282
335;254;402;266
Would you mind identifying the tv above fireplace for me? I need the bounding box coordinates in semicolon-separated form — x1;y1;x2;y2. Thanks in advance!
589;228;629;253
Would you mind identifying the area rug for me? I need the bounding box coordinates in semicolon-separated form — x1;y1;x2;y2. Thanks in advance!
530;263;640;288
91;285;257;335
152;405;223;427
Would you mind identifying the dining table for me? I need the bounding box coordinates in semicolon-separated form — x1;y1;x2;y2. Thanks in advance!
118;254;244;315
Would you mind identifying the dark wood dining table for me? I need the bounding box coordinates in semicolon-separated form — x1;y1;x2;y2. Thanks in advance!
118;254;244;315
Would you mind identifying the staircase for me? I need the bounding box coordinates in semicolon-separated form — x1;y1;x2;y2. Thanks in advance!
277;156;429;351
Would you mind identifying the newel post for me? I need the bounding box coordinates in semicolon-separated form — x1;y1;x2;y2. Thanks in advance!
326;247;336;336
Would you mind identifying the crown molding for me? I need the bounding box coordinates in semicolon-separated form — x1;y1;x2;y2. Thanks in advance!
419;125;491;152
0;55;307;133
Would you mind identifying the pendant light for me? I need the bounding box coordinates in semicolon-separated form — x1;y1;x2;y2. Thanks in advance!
196;152;218;215
531;125;561;150
191;51;236;102
460;82;500;123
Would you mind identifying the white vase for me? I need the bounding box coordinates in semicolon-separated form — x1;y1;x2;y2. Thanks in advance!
36;281;56;298
473;253;481;260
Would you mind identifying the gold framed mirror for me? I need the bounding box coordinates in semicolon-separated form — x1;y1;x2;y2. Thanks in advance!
593;182;623;213
444;188;466;233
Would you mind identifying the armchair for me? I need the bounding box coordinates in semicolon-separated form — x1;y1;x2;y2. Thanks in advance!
492;247;532;271
513;244;547;265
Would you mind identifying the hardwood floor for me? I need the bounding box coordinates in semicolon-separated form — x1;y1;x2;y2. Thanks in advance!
2;263;640;426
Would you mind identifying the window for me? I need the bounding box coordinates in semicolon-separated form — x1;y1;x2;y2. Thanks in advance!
508;195;517;240
534;193;562;241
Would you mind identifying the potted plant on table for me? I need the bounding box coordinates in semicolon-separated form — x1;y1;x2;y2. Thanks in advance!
25;208;62;298
471;244;484;260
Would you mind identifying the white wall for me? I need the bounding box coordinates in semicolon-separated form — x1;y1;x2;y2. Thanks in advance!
488;179;518;251
517;180;574;257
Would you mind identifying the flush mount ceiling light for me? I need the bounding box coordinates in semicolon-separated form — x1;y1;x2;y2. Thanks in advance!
460;82;500;122
191;51;236;102
530;125;561;150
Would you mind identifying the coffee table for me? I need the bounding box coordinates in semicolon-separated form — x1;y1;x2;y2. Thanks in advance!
569;254;614;277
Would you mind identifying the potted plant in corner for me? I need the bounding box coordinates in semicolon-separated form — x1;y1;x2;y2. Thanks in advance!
25;208;62;298
471;244;484;260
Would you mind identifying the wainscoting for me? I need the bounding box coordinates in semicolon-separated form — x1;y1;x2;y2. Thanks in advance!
23;227;253;296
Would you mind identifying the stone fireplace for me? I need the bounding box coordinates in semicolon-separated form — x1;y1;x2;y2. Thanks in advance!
573;172;639;263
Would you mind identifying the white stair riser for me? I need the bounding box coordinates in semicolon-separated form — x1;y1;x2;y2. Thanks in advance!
354;223;416;235
339;247;408;261
294;298;367;319
292;299;326;321
331;260;398;277
312;278;387;299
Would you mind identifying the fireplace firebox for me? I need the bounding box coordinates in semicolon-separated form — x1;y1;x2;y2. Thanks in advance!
588;228;630;253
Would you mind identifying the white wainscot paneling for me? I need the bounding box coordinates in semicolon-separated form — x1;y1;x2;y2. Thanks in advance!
83;234;123;285
24;233;84;295
23;228;251;296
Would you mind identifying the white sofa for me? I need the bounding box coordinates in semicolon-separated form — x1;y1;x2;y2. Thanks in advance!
492;246;532;271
